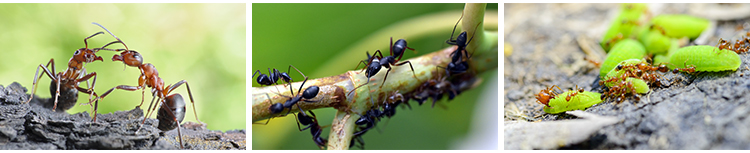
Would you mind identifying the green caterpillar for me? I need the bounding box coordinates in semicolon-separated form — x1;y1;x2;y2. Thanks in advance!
543;90;603;114
668;45;741;72
638;29;671;55
600;39;647;77
600;3;648;51
651;14;709;39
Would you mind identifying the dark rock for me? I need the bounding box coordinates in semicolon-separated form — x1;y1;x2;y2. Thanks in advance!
0;82;245;150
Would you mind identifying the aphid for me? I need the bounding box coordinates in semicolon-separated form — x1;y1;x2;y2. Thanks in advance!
25;27;105;112
600;39;646;77
535;85;562;107
543;90;602;114
650;14;710;39
668;45;741;72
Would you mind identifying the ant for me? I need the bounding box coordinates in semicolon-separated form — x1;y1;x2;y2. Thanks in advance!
25;27;105;112
349;37;418;95
87;22;200;149
535;85;562;107
295;110;328;150
715;38;733;54
253;65;305;90
565;85;585;102
445;13;482;75
268;75;321;115
583;57;601;67
424;66;460;107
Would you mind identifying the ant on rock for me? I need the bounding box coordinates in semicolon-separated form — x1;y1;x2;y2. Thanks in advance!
26;26;105;112
349;37;419;96
88;22;200;149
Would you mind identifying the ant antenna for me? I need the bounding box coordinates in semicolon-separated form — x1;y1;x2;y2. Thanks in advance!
92;22;128;51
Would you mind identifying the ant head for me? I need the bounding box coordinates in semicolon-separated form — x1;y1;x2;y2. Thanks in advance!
297;112;314;125
269;103;284;114
302;86;320;99
74;48;104;63
457;31;468;46
112;50;143;67
365;60;382;78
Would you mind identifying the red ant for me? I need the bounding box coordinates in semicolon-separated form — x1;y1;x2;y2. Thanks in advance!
535;85;561;107
565;85;585;102
88;23;200;149
349;37;419;96
25;26;105;112
715;38;733;54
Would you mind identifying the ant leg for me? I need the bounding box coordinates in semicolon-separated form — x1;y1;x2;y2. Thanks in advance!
253;94;274;125
389;37;394;55
26;59;58;104
348;78;371;97
446;11;464;45
52;75;61;111
379;68;393;88
166;80;202;124
394;60;419;80
354;51;374;72
252;69;262;78
92;22;129;51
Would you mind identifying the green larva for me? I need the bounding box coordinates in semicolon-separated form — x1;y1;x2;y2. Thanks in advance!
602;59;650;94
651;14;709;39
600;39;646;77
638;29;671;55
543;90;602;114
600;3;648;51
668;45;741;72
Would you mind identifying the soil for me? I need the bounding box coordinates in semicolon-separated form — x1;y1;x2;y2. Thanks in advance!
504;3;750;149
0;82;245;150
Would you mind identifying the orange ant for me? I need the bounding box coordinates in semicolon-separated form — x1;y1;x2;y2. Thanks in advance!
536;85;562;107
26;27;105;112
583;57;601;67
715;38;733;54
564;85;586;102
88;22;200;149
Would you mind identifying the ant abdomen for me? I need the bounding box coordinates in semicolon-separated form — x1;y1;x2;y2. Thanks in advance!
48;79;78;112
157;94;187;131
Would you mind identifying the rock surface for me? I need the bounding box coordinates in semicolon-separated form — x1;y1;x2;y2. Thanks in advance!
0;82;245;150
505;3;750;149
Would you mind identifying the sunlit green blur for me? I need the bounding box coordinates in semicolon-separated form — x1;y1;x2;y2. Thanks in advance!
252;3;498;149
0;4;246;132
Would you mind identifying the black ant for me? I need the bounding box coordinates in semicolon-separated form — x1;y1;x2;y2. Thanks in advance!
268;73;321;115
26;26;105;112
295;110;328;150
445;12;482;75
349;37;419;96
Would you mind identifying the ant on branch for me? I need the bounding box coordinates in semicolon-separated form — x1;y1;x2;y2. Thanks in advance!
252;65;302;93
295;110;328;150
88;22;200;149
445;12;482;75
268;72;321;115
26;26;105;112
349;37;419;96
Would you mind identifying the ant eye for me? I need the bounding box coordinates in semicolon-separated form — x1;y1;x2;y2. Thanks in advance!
74;50;80;55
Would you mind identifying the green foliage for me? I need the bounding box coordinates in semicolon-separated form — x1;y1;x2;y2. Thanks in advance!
0;4;245;131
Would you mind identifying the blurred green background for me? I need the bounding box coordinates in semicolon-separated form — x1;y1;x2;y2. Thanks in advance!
0;4;246;132
252;3;498;149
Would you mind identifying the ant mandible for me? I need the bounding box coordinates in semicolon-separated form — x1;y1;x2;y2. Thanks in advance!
349;37;419;96
88;22;200;149
26;27;105;112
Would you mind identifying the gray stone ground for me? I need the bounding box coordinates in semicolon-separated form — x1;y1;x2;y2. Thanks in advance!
504;3;750;149
0;82;245;150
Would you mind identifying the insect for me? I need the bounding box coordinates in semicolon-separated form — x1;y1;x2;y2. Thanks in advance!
543;90;602;114
445;12;482;75
296;110;328;150
638;29;671;55
583;56;601;67
600;39;646;77
268;75;321;115
349;37;418;95
601;3;648;51
88;23;200;148
668;45;741;72
25;26;105;112
565;85;585;101
650;14;710;39
535;85;562;107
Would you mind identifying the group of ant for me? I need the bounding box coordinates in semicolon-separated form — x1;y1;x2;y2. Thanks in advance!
253;13;481;149
716;32;750;54
25;23;200;149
